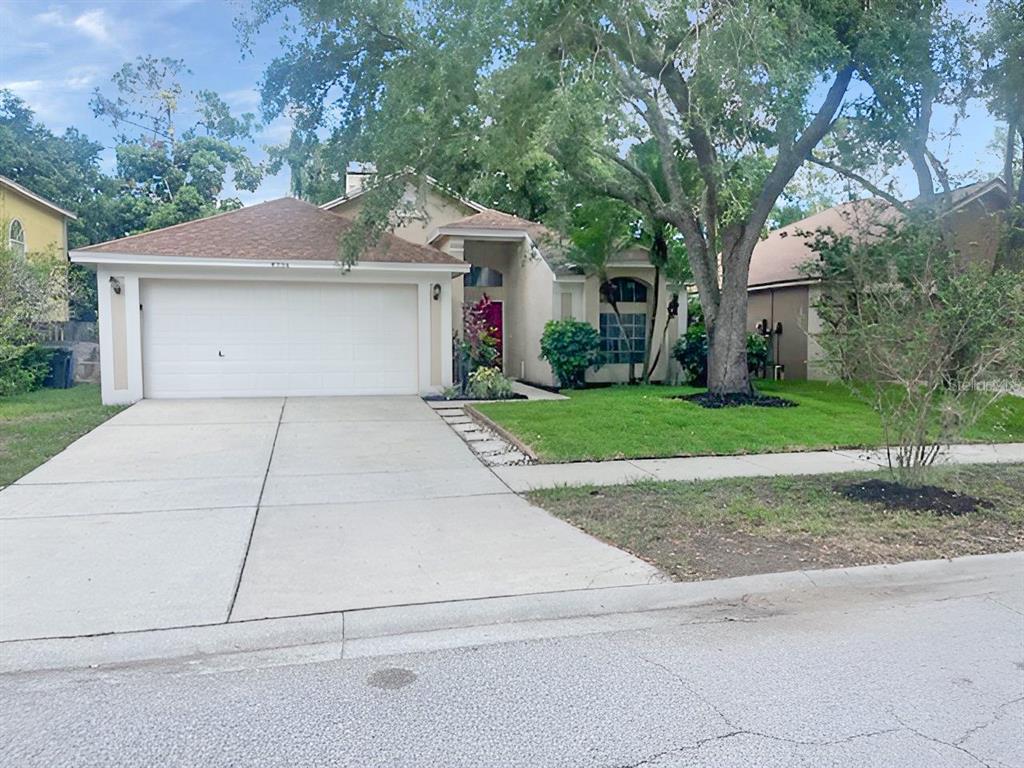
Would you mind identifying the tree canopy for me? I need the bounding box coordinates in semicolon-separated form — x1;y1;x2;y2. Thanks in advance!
241;0;974;395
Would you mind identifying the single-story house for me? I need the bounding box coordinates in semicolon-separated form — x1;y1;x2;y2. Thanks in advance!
747;178;1012;380
73;169;680;404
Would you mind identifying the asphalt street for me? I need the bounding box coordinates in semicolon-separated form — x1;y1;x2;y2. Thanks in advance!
2;557;1022;767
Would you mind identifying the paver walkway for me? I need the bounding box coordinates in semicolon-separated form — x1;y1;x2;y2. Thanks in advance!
492;442;1024;491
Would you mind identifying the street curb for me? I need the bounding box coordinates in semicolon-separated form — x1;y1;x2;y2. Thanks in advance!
1;551;1019;675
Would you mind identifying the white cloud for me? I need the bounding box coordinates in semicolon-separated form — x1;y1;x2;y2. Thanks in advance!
72;9;113;44
223;88;261;111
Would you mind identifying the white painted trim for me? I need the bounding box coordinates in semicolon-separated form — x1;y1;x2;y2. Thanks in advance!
430;226;530;243
7;218;25;255
70;250;469;273
748;278;819;292
417;281;432;394
0;175;77;220
440;278;453;387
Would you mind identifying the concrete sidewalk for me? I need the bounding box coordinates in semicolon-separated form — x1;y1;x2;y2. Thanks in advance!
492;442;1024;491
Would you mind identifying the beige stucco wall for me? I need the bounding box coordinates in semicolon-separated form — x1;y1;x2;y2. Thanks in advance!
805;285;829;380
327;181;476;245
747;284;810;380
458;238;555;383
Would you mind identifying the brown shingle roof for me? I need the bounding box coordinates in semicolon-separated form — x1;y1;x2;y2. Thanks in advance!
749;179;1010;288
748;199;895;288
77;197;462;265
443;209;539;231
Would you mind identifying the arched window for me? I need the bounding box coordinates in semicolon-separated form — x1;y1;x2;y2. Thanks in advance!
464;265;503;287
8;219;25;257
602;277;648;304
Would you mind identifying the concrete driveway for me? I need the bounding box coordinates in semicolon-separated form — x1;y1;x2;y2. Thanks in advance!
0;397;659;641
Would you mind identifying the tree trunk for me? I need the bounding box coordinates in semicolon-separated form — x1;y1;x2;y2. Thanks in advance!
705;246;753;397
641;264;661;384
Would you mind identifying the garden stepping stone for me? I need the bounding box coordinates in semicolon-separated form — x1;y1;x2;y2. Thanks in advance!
451;422;481;433
470;440;509;455
443;416;473;425
462;431;491;442
435;408;465;417
486;451;529;465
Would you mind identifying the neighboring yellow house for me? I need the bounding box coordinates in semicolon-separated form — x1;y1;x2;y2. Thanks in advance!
1;175;77;322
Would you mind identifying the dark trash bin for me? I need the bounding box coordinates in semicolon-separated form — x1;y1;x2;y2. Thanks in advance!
44;348;74;389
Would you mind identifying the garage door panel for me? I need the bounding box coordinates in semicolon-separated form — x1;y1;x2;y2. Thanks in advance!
141;280;419;398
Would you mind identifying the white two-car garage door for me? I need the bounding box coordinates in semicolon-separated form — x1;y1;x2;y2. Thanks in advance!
140;279;419;398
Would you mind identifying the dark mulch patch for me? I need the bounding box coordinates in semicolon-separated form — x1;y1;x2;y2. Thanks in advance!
422;393;527;402
840;478;993;516
673;392;798;409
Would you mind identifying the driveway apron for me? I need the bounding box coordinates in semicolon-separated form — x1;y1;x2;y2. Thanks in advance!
0;397;658;641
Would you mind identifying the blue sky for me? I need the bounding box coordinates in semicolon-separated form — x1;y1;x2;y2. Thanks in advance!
0;0;1007;205
0;0;294;203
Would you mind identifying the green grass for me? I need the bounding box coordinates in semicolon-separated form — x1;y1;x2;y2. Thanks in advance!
528;463;1024;581
474;380;1024;462
0;385;124;487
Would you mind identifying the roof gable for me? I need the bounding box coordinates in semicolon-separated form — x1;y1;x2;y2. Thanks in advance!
0;176;77;220
321;171;485;215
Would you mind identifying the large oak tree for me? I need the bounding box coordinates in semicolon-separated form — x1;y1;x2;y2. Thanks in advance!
241;0;964;396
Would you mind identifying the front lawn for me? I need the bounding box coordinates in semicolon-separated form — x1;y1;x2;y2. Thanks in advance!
0;385;124;487
473;380;1024;462
529;463;1024;581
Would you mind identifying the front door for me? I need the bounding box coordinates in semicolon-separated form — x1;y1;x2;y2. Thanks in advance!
482;298;503;359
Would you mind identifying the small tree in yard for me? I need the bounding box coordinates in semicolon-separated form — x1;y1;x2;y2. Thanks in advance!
540;320;603;389
0;245;69;395
806;220;1024;487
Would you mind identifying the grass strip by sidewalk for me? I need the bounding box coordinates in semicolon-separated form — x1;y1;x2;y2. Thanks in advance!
0;385;124;487
475;380;1024;462
528;463;1024;582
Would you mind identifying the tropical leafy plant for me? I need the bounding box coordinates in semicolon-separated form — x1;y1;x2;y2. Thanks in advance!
466;366;515;399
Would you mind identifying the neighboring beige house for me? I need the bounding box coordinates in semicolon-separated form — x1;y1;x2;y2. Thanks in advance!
1;175;77;322
71;168;679;404
747;179;1012;380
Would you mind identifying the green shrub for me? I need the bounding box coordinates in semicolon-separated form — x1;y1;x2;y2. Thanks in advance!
539;319;603;388
467;366;515;399
0;344;53;396
672;326;767;386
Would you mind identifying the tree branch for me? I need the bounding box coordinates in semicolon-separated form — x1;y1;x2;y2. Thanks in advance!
808;154;910;212
744;65;854;250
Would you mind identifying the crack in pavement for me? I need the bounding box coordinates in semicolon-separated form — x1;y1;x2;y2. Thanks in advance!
954;695;1024;746
608;726;907;768
625;653;1020;768
889;710;999;768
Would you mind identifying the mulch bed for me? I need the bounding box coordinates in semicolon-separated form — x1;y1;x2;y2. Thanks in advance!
422;393;527;402
839;478;992;516
673;392;798;409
